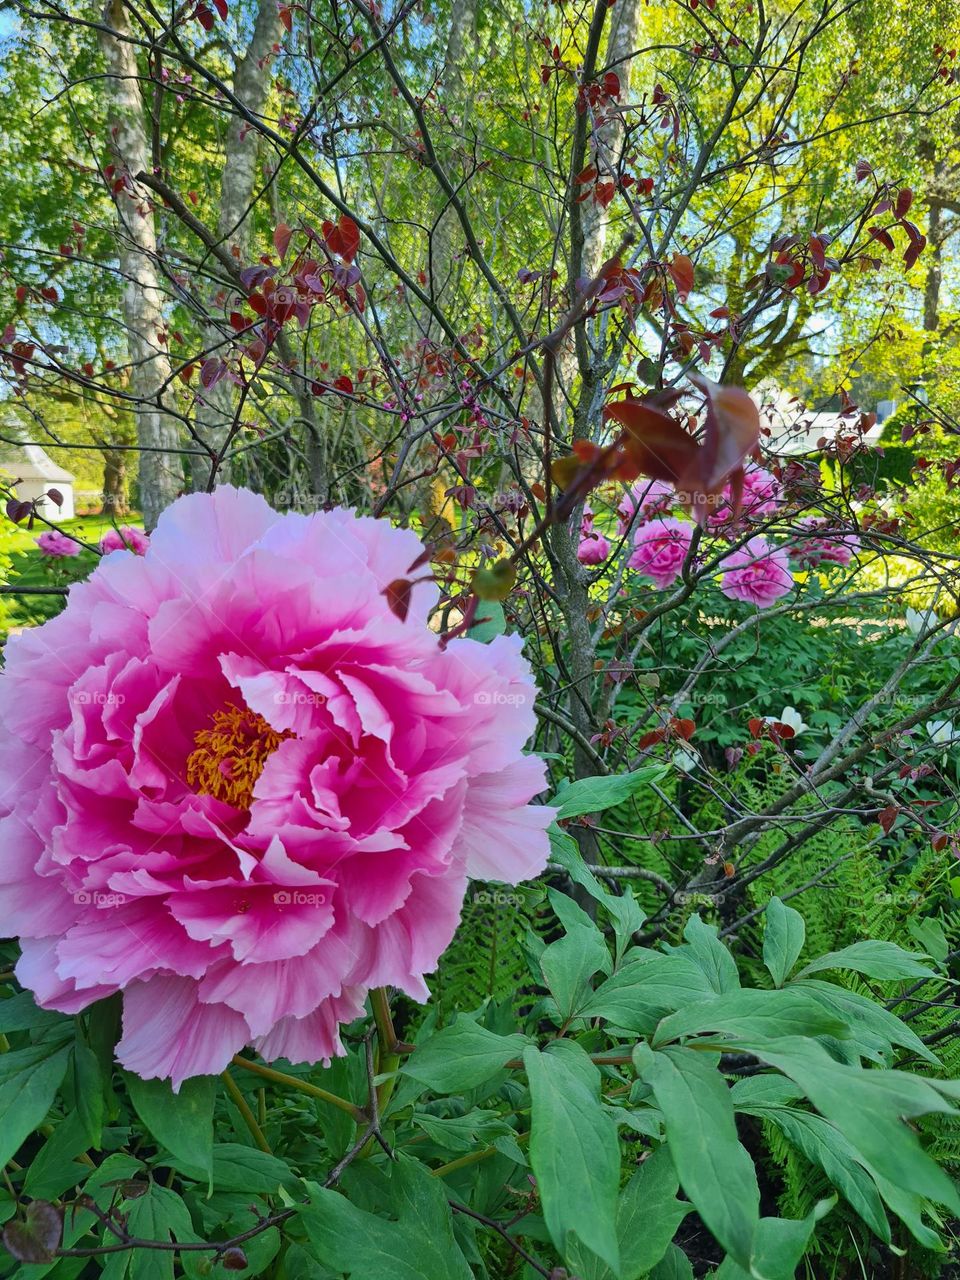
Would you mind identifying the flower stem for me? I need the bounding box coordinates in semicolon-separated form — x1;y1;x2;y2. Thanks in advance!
231;1055;366;1124
221;1070;272;1154
370;987;401;1117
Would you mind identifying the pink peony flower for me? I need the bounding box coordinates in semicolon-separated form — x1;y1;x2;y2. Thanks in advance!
578;530;611;564
101;526;150;556
628;516;694;589
787;517;859;568
720;535;794;607
617;480;675;535
36;530;81;558
707;465;781;530
0;488;552;1086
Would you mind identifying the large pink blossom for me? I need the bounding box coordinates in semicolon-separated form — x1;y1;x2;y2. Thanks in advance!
628;516;694;589
101;526;150;556
36;530;81;558
720;536;794;607
0;488;552;1086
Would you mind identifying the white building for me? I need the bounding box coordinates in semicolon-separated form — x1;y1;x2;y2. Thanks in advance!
0;443;76;520
758;387;887;458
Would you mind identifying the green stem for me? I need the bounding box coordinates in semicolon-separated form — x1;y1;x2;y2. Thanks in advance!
370;987;401;1117
231;1056;366;1124
432;1131;530;1179
221;1070;272;1154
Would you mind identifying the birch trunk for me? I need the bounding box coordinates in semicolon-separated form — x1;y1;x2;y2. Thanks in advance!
193;0;281;490
99;0;182;530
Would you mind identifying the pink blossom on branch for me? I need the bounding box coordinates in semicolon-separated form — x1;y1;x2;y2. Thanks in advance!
578;529;611;564
616;479;675;535
707;465;782;529
720;535;795;607
0;488;553;1087
787;517;860;568
628;516;694;589
100;525;150;556
35;530;81;558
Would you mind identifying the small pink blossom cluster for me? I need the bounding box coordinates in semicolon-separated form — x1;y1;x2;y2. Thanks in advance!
719;536;794;608
577;503;611;565
617;479;675;535
707;465;782;530
35;530;81;558
787;517;860;569
100;526;150;556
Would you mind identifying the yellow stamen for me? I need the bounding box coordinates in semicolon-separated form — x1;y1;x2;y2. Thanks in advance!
186;703;292;809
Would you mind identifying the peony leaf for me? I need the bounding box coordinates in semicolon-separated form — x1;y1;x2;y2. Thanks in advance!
525;1041;620;1274
125;1073;216;1186
639;1046;760;1272
0;1043;71;1170
300;1157;472;1279
551;765;667;819
404;1017;529;1091
763;897;806;987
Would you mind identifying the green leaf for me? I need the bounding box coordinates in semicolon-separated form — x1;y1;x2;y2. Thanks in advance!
24;1113;92;1200
639;1046;759;1272
547;826;645;960
650;1244;694;1280
540;922;609;1022
72;1038;104;1147
175;1144;301;1194
564;1148;691;1280
125;1074;216;1185
0;991;67;1034
583;952;718;1031
123;1185;197;1280
403;1018;528;1091
411;1109;513;1153
467;600;506;642
796;979;939;1064
652;988;848;1048
737;1103;888;1241
676;915;740;993
551;766;667;819
0;1043;70;1168
795;940;937;980
762;898;805;987
300;1157;472;1280
524;1042;621;1274
739;1037;960;1223
714;1200;835;1280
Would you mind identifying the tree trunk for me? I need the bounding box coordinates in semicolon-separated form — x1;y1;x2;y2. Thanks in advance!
99;0;182;530
101;448;128;517
193;0;281;491
924;197;944;333
553;0;643;419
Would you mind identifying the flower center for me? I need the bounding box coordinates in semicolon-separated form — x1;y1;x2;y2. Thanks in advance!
186;703;292;809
